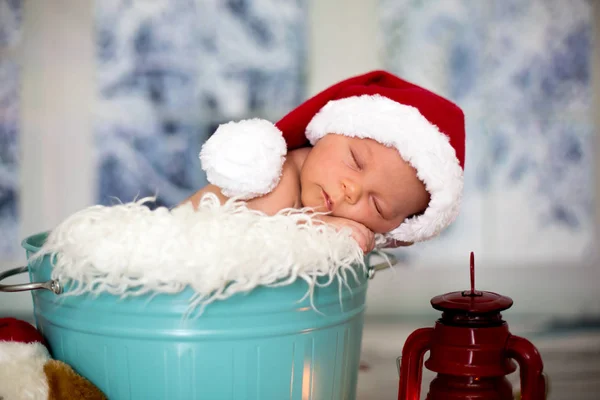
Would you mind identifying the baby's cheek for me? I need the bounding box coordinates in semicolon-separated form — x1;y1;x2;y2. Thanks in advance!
334;207;375;231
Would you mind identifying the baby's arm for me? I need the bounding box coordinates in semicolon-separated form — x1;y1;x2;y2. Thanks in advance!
181;158;390;253
181;159;379;252
181;158;301;216
314;217;413;252
315;215;375;253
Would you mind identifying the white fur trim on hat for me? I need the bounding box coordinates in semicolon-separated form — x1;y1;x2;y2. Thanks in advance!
200;118;287;200
0;341;50;400
305;94;463;243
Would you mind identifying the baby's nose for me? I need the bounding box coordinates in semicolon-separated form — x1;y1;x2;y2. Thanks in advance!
342;179;362;205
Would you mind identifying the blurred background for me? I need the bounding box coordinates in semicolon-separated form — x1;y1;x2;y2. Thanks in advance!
1;0;599;398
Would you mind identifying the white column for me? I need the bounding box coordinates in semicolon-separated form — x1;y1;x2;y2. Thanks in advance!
0;0;95;319
307;0;383;96
594;0;600;237
19;0;96;239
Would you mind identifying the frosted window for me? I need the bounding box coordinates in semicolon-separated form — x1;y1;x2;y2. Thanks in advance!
95;0;307;208
0;0;21;47
0;0;21;258
380;0;594;266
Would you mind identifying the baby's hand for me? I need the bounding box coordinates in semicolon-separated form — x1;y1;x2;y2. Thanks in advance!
316;215;375;253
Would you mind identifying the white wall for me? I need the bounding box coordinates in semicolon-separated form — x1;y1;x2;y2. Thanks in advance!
306;0;383;96
1;0;599;320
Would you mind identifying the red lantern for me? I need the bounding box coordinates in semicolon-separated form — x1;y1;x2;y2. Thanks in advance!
397;253;547;400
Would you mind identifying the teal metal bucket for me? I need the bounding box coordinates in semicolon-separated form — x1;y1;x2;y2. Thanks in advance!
6;232;376;399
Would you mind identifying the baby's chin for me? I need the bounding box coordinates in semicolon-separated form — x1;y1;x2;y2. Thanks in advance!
300;194;326;213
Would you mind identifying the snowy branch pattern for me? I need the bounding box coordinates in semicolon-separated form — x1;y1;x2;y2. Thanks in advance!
0;0;21;258
0;0;21;48
95;0;307;208
381;0;594;264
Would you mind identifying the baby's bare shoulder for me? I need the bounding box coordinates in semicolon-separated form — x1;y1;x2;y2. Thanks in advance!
245;157;301;214
278;157;302;202
288;147;311;162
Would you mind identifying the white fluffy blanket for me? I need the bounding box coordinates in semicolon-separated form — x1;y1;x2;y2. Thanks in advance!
31;194;368;314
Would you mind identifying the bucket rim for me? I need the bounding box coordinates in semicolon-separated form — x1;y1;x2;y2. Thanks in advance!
21;231;50;253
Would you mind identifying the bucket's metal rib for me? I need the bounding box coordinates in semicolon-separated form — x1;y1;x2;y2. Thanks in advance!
366;252;397;279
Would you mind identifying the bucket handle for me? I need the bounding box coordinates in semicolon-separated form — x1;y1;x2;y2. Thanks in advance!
0;266;62;294
367;252;397;279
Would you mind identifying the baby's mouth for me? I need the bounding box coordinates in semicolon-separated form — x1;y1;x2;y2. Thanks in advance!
322;189;333;212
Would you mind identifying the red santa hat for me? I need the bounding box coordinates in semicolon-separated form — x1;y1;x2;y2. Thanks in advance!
200;70;465;243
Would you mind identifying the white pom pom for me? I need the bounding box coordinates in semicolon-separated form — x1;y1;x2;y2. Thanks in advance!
199;118;287;200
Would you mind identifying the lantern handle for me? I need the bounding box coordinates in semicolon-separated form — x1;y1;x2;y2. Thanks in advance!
397;327;433;400
506;335;547;400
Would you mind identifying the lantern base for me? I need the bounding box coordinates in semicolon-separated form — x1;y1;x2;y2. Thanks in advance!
427;374;514;400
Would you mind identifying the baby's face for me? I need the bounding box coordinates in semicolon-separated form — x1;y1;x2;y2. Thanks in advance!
300;134;430;234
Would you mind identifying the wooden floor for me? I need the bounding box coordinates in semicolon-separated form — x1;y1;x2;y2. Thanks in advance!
356;322;600;399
